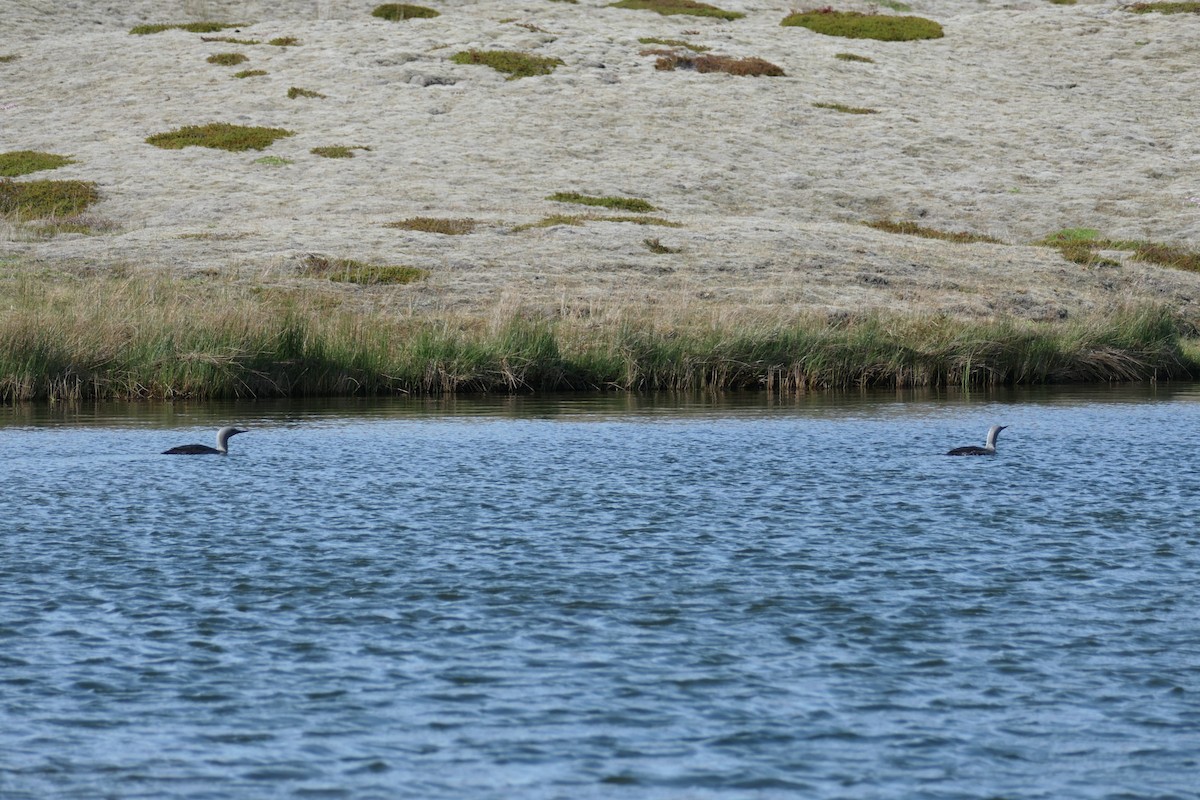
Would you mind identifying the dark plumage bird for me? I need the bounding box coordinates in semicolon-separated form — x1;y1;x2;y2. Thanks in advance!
946;425;1006;456
163;426;247;455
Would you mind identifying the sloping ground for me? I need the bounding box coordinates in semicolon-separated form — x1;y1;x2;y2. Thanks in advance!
2;0;1198;322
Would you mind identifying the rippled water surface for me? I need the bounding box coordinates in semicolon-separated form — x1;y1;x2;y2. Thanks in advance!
3;388;1199;799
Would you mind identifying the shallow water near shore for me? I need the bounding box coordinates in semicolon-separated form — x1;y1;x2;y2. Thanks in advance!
2;386;1199;799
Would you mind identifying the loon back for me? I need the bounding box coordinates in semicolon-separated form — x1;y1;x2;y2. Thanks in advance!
946;425;1006;456
163;426;247;455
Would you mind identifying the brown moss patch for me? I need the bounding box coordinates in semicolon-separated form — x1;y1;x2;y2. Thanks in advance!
868;219;1002;244
653;52;784;76
385;217;478;235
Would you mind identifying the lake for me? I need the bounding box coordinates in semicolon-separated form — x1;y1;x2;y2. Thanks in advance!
2;387;1198;799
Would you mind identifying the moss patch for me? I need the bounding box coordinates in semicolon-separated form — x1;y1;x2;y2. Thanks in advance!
130;22;246;34
146;123;294;152
609;0;745;20
288;86;326;99
201;36;260;44
782;10;944;41
451;50;565;79
0;179;99;219
1125;2;1200;11
268;36;301;46
385;217;478;235
372;4;441;20
868;219;1002;244
0;55;18;63
0;151;75;177
512;214;679;232
653;53;784;76
548;192;656;212
311;146;362;158
301;255;428;285
207;52;248;66
835;52;874;63
254;155;293;166
234;69;267;78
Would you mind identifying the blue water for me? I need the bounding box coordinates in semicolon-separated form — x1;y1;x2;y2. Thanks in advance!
2;389;1199;799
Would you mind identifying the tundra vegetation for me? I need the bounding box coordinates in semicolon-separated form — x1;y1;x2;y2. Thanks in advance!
1124;2;1200;11
207;53;248;66
371;4;441;20
547;192;656;212
145;123;294;151
0;151;75;177
651;53;785;76
0;261;1192;401
451;50;565;79
385;218;478;235
130;22;246;34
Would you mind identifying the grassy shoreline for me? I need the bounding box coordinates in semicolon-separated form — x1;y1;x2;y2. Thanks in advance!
0;263;1195;401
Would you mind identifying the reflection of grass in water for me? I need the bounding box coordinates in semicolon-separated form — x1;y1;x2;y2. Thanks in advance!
0;260;1190;400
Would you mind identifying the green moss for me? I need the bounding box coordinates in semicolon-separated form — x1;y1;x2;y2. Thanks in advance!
131;22;246;35
288;86;326;99
877;0;913;9
609;0;745;20
0;151;75;177
813;101;878;114
385;217;478;235
203;36;260;44
0;55;18;63
1049;0;1077;5
451;50;565;79
254;155;293;166
371;4;441;20
0;179;99;219
268;36;300;46
301;255;428;285
835;52;874;62
207;52;248;66
868;219;1002;244
1125;2;1200;12
548;192;656;212
782;10;944;41
234;69;267;78
638;37;711;52
146;123;294;152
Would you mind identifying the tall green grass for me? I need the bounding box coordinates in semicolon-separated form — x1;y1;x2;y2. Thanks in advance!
0;266;1192;401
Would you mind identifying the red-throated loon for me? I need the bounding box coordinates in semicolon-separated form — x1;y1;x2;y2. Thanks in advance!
163;426;247;455
946;425;1006;456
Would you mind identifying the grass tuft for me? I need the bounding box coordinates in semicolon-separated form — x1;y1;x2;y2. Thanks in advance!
0;179;99;219
451;50;565;79
548;192;656;212
372;4;441;20
609;0;746;20
146;123;293;152
207;52;249;66
300;255;428;285
385;217;478;235
868;219;1002;244
288;86;326;99
782;10;944;41
0;151;75;177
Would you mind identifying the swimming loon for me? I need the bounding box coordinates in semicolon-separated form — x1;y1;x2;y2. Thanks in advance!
946;425;1006;456
163;426;247;455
